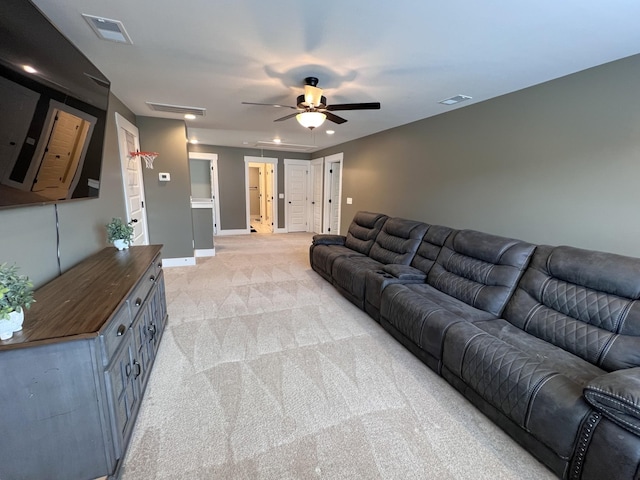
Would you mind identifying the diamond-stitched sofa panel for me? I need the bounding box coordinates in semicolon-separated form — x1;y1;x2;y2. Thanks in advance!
309;211;388;282
503;245;640;371
364;224;455;320
379;229;535;370
428;229;537;317
331;217;428;309
442;319;597;475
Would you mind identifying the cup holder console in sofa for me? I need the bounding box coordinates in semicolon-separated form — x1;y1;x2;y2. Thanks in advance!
310;211;640;480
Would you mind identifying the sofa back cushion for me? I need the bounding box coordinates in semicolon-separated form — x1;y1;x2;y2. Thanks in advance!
344;211;388;255
368;218;429;265
410;225;455;274
427;229;536;317
503;245;640;371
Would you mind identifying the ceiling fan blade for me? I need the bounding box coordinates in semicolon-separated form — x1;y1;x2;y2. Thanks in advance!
325;102;381;111
325;111;347;124
274;112;299;122
242;101;297;110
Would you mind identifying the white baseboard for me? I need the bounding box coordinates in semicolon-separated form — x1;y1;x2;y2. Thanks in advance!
195;248;215;257
216;229;250;236
274;227;288;234
162;257;196;267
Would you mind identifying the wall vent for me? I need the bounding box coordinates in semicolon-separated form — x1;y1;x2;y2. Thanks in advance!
146;102;207;116
82;15;133;44
439;94;472;106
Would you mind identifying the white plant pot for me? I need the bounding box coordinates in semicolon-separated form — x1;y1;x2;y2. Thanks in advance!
8;308;24;332
113;239;130;250
0;319;13;340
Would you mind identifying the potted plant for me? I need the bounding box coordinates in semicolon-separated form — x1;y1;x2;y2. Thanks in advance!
0;263;35;340
106;217;134;250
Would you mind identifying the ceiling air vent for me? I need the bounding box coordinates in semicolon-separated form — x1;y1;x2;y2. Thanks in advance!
439;94;472;106
146;102;207;117
254;141;317;152
82;15;133;44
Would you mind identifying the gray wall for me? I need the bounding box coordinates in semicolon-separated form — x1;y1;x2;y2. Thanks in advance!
189;145;310;230
0;94;134;288
318;54;640;258
137;117;194;259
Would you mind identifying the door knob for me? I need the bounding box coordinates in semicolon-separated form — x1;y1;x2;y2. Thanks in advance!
131;218;138;223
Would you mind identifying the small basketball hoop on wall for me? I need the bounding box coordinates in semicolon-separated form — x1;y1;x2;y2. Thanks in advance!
129;150;159;169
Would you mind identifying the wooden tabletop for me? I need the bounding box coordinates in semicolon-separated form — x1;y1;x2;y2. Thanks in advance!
0;245;162;351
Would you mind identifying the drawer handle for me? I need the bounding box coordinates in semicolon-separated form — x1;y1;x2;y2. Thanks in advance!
149;275;155;282
133;360;141;379
157;262;162;268
135;297;142;307
116;324;126;336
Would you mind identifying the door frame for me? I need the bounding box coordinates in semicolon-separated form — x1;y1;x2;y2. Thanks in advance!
284;158;310;233
115;113;149;245
244;156;277;233
323;152;343;234
188;151;220;236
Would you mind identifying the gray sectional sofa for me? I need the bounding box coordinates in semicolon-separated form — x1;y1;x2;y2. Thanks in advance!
309;211;640;480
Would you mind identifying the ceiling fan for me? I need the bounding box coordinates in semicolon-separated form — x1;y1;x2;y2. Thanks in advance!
242;77;381;130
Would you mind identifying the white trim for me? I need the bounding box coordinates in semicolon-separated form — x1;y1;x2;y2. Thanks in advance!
216;228;250;236
244;156;278;233
323;152;343;234
310;157;324;233
195;248;215;257
189;152;220;235
162;257;197;267
274;227;288;234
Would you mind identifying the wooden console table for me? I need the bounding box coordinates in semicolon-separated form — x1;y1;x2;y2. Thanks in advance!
0;245;167;480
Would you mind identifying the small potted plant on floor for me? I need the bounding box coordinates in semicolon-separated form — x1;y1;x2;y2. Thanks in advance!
0;263;35;340
106;217;135;250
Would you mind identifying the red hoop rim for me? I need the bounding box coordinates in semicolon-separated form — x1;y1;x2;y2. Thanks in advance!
129;151;159;157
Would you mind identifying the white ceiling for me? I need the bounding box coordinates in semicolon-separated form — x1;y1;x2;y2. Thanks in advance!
32;0;640;153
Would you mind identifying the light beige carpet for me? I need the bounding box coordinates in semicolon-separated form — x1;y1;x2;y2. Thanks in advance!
120;233;556;480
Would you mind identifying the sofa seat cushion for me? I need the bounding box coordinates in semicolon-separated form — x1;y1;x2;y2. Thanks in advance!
331;256;385;308
311;245;366;280
443;319;598;459
380;283;496;361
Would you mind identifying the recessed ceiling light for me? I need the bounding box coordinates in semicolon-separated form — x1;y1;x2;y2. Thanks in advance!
273;138;282;144
326;130;335;135
184;114;196;120
439;94;472;106
23;65;37;74
189;139;199;144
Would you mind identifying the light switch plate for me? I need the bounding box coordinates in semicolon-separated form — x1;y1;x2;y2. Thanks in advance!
346;197;353;205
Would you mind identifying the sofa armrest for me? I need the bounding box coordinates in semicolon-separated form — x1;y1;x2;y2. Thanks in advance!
312;234;346;246
381;264;427;281
584;367;640;435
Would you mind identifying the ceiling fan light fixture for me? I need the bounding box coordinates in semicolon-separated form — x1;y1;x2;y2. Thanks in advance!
296;111;326;130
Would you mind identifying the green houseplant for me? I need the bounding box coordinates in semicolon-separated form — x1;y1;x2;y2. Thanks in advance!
106;217;134;250
0;263;35;340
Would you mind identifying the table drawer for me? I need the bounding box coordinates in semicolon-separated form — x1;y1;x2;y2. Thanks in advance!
128;265;157;320
100;304;132;365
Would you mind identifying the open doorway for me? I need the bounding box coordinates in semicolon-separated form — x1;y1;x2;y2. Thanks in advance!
244;156;277;233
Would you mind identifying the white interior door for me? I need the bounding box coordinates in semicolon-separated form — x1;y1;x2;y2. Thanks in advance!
310;157;324;233
115;113;149;245
285;160;308;232
323;153;343;234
